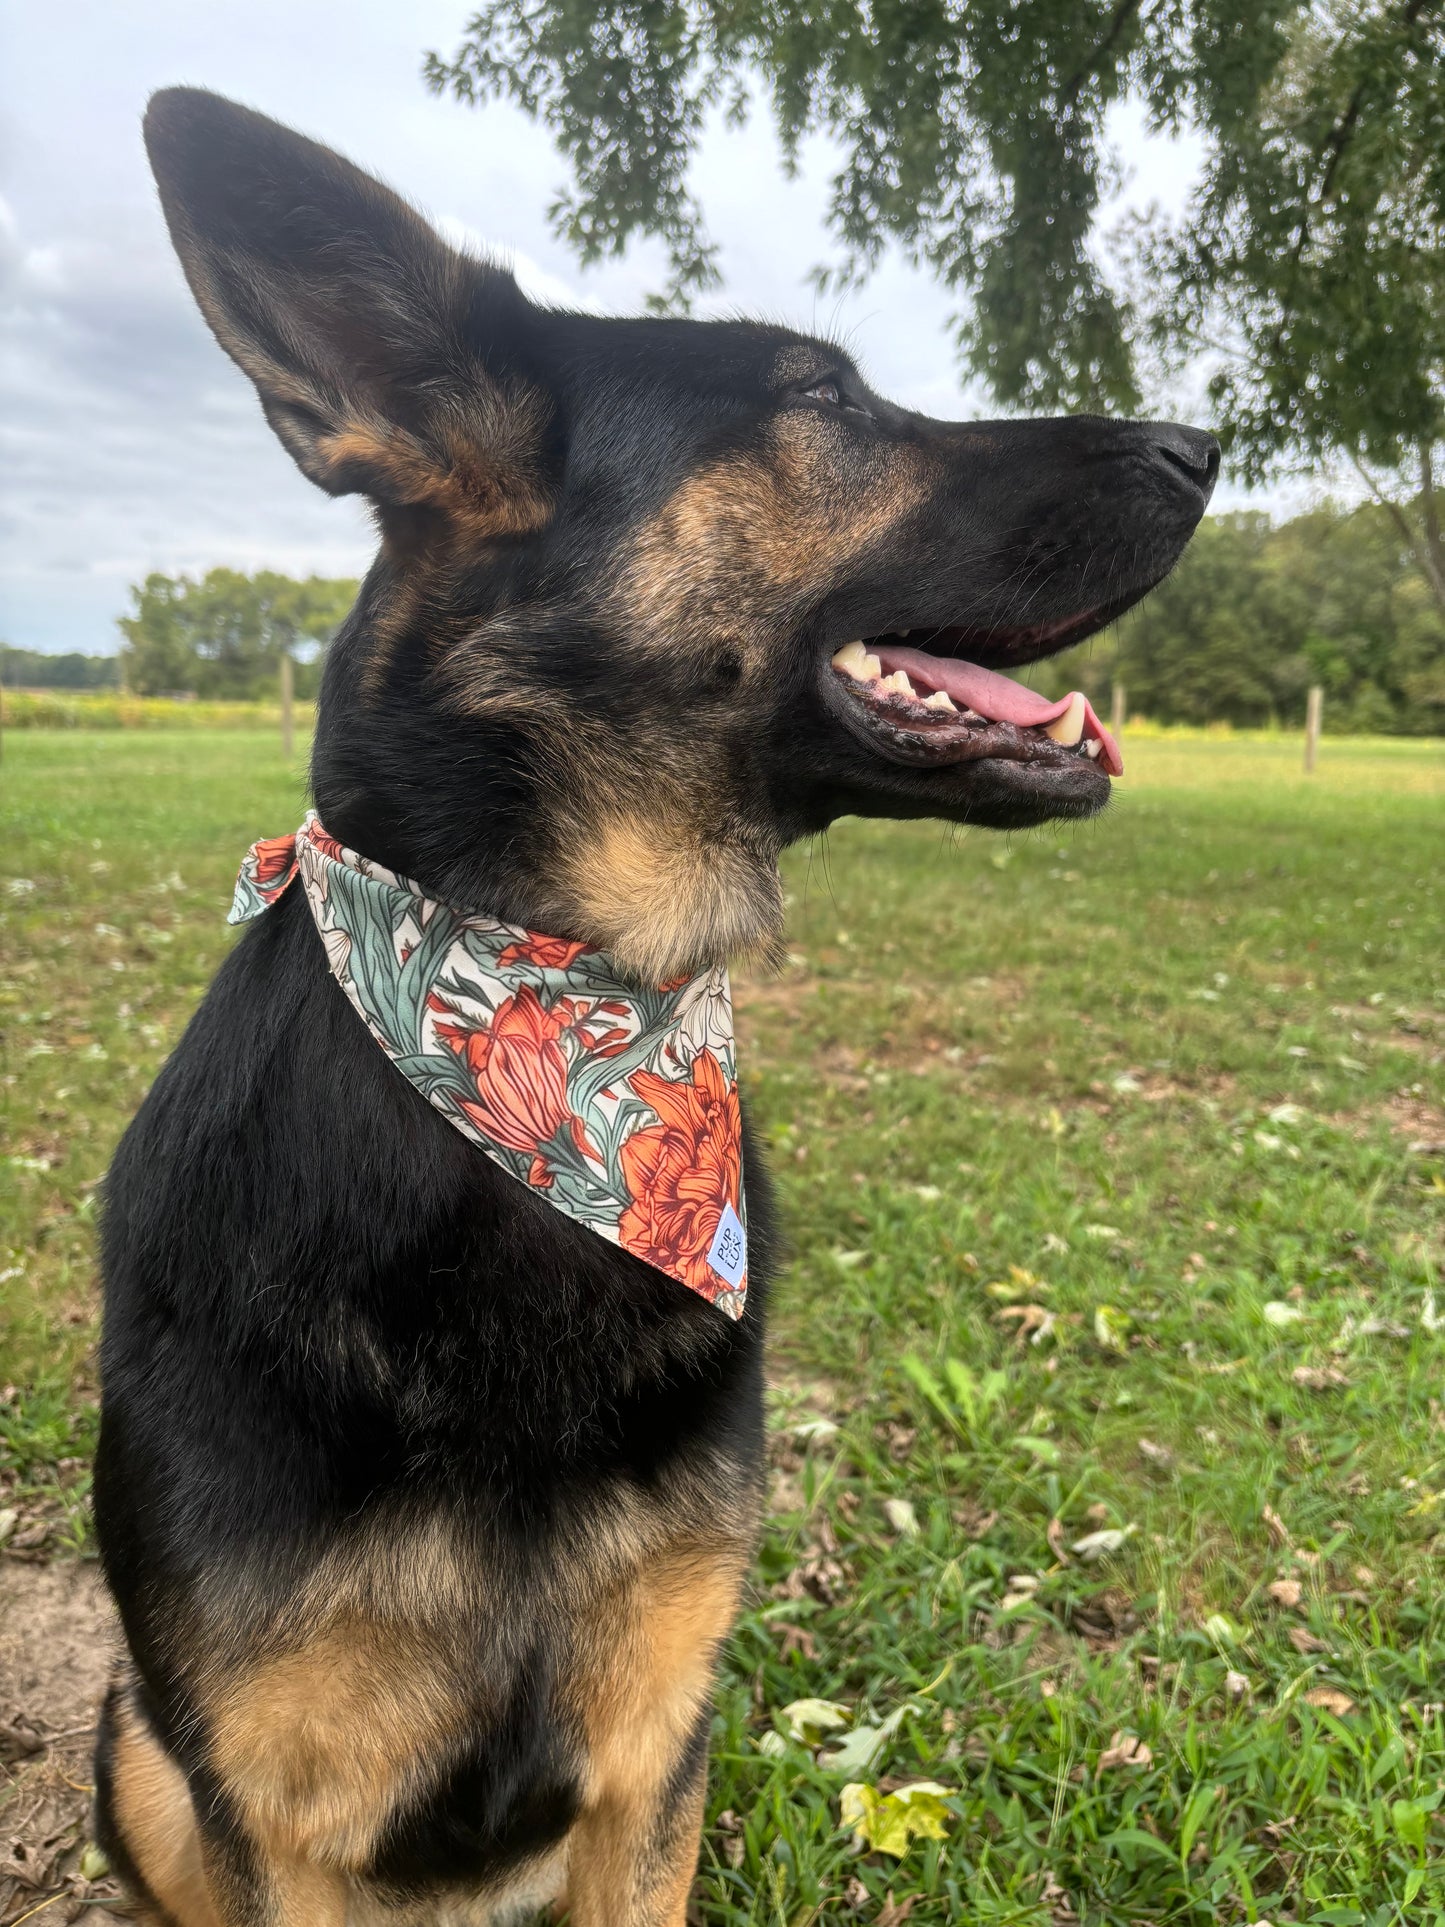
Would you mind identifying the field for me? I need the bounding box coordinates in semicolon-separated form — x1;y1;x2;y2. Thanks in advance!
2;728;1443;1926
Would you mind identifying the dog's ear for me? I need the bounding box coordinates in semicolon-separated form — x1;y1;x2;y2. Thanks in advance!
143;88;550;535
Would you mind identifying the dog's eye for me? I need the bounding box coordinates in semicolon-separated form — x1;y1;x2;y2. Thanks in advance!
805;378;844;407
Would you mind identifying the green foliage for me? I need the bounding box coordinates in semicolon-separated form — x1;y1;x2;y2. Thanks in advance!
1143;2;1444;481
0;647;119;690
427;3;1445;616
117;568;357;699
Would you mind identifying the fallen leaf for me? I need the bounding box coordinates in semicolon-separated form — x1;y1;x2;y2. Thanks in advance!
882;1498;919;1537
1071;1524;1137;1561
819;1703;913;1776
793;1417;840;1444
1046;1516;1071;1563
987;1266;1050;1302
1138;1437;1174;1467
775;1622;817;1660
1041;1871;1079;1923
1261;1504;1291;1548
78;1841;111;1882
839;1781;952;1857
1097;1730;1152;1772
1225;1669;1251;1699
877;1894;916;1926
1293;1365;1349;1390
1267;1578;1303;1609
779;1698;852;1745
1288;1625;1329;1655
1264;1301;1306;1326
1303;1687;1356;1716
995;1304;1056;1345
1093;1305;1132;1352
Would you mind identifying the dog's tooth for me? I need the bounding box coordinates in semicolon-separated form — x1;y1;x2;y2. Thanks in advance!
1044;692;1086;746
831;641;873;679
882;670;915;697
923;689;956;711
1083;737;1101;759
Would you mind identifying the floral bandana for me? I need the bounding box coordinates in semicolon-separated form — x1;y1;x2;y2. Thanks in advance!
229;814;748;1319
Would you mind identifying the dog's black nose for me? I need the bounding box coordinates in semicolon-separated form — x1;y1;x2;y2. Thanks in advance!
1150;424;1220;506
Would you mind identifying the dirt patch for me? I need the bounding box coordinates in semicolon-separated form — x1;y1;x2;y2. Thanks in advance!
0;1560;125;1923
1328;1093;1445;1151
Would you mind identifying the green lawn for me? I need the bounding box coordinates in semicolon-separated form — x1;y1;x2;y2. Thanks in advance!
3;729;1443;1925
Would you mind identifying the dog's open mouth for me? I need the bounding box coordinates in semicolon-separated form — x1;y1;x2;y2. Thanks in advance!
826;629;1123;778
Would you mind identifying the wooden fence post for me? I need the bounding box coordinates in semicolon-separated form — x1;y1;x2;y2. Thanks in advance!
280;650;294;761
1304;685;1322;773
1110;682;1126;740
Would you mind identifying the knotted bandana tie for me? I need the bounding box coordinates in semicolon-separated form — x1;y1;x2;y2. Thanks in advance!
230;814;748;1318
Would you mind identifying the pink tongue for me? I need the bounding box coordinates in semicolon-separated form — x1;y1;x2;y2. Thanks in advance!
874;644;1123;777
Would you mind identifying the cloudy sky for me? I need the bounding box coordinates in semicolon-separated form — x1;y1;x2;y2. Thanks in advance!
3;0;1251;655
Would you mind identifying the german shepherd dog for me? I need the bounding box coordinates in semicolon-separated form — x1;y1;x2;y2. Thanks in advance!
94;88;1217;1927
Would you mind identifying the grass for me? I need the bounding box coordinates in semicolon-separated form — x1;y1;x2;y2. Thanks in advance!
3;727;1443;1925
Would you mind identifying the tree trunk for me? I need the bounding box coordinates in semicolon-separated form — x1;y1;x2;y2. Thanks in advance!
1360;441;1445;622
1419;440;1445;613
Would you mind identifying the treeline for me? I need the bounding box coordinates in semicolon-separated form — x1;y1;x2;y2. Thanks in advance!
1;647;119;689
117;569;359;700
1039;499;1445;733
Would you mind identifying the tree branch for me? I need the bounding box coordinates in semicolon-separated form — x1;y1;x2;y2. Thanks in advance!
1060;0;1147;108
1348;446;1445;620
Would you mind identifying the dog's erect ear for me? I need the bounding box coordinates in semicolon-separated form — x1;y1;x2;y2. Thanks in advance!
143;88;550;534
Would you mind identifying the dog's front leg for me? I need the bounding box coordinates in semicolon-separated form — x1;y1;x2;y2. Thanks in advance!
563;1543;747;1926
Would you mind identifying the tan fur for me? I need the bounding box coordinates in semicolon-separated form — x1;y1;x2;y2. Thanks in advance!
318;392;552;540
205;1621;465;1869
547;806;785;984
613;419;935;655
109;1690;224;1927
565;1544;749;1925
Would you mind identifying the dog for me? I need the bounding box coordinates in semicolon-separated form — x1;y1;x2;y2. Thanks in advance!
93;87;1217;1927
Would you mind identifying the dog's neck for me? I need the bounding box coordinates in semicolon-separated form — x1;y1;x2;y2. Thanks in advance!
312;721;786;987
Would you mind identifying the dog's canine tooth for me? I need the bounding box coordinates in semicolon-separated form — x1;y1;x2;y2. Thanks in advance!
1083;737;1101;758
1044;692;1086;746
831;641;872;679
923;689;956;711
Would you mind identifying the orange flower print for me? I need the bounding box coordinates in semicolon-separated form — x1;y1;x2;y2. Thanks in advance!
251;832;298;892
431;986;597;1166
307;822;347;864
497;931;590;971
618;1049;743;1297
